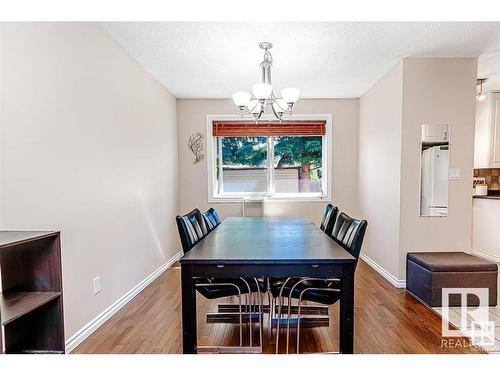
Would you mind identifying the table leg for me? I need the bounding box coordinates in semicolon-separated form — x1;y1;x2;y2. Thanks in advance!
181;263;197;354
339;265;354;354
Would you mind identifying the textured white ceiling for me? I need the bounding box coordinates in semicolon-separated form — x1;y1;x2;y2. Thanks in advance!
101;22;500;98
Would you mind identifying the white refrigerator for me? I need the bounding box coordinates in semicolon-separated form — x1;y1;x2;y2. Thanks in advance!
420;145;449;216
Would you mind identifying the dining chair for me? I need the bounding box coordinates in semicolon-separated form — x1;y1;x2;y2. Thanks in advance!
275;212;367;354
319;203;338;234
201;207;265;300
202;207;221;233
269;203;339;338
176;208;264;351
202;207;267;324
176;208;208;252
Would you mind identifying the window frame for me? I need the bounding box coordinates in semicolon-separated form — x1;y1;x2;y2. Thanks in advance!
206;114;333;203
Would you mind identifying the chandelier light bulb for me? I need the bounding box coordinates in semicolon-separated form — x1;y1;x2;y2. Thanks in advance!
232;91;251;108
281;88;300;104
477;93;486;102
252;83;272;100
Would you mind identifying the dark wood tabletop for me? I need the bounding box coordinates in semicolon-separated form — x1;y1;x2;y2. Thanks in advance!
180;217;355;264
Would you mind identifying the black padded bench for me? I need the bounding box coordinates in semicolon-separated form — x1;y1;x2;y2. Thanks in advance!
406;252;498;307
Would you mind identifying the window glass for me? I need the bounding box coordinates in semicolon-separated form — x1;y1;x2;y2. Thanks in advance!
220;136;268;193
273;136;323;194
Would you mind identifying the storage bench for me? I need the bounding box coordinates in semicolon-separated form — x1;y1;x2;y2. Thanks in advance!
406;252;498;307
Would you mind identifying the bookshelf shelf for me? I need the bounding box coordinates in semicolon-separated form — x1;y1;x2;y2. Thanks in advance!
1;291;61;325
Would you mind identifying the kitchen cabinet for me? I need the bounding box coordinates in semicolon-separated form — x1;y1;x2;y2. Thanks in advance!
474;92;500;168
421;123;448;143
473;198;500;262
491;93;500;165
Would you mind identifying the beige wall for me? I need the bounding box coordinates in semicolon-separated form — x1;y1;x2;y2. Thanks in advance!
398;58;477;279
359;58;477;282
0;23;180;339
177;99;359;224
358;61;404;280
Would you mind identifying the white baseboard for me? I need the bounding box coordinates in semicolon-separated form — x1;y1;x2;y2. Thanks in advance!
472;249;500;263
65;250;183;353
359;253;406;288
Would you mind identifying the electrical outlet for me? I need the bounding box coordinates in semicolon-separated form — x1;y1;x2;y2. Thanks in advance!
93;276;101;295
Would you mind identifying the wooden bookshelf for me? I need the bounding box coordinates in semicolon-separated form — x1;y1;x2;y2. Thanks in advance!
0;231;64;354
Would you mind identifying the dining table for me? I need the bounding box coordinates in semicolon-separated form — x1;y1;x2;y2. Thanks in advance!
179;216;356;354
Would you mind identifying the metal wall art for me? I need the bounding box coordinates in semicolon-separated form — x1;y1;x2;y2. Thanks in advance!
188;132;204;164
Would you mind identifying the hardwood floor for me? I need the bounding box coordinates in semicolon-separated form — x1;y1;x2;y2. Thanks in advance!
73;260;482;354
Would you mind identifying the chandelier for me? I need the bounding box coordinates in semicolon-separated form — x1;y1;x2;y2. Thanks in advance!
232;42;300;121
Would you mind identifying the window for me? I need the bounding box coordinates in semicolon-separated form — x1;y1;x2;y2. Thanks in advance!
208;117;331;201
273;136;323;194
220;136;268;193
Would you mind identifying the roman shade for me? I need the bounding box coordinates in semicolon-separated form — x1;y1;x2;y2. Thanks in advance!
212;120;326;137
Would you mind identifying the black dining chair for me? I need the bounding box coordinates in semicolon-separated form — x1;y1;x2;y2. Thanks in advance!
275;212;367;353
201;207;266;294
269;203;339;334
176;208;264;351
176;208;208;252
202;207;221;233
319;203;338;234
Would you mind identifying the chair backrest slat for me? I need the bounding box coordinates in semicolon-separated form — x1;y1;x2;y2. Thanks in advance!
320;204;338;234
330;212;367;263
